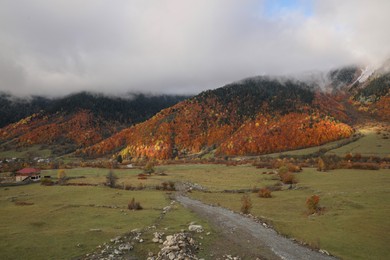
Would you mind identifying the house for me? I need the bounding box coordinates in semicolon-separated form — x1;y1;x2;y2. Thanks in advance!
15;168;41;182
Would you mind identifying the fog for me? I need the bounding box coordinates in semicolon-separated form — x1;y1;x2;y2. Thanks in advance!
0;0;389;97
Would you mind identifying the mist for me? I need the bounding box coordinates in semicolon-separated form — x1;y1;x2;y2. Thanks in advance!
0;0;389;97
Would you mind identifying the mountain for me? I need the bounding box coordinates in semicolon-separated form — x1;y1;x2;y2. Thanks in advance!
0;92;188;128
0;92;188;156
352;70;390;122
80;76;354;159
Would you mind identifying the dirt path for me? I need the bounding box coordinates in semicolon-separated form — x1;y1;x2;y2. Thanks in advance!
176;195;337;260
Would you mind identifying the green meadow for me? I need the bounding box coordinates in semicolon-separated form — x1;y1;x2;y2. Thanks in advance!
0;164;389;259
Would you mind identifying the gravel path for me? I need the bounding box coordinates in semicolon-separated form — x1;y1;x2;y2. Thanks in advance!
176;195;337;260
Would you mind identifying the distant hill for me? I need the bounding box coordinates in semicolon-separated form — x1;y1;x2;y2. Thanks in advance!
0;92;188;156
0;92;189;128
80;77;354;159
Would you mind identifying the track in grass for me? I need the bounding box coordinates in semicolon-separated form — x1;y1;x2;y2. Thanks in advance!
177;195;336;260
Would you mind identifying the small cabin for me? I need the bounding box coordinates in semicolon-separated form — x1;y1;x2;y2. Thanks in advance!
15;168;41;182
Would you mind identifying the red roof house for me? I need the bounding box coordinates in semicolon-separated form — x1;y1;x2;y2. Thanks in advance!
16;168;41;182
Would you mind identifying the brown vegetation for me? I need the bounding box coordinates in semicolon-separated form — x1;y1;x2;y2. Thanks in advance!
128;198;143;210
240;194;252;214
258;188;272;198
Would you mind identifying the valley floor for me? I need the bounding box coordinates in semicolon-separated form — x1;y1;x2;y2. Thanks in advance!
176;195;335;260
0;165;389;259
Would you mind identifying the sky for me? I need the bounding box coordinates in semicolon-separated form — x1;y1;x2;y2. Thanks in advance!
0;0;389;97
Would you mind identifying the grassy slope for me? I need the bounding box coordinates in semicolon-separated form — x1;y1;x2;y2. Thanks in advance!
0;185;169;260
189;167;390;260
0;168;216;260
1;165;389;259
326;126;390;157
0;144;52;159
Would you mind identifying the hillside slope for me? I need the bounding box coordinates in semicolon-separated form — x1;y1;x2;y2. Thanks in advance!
0;93;188;156
81;77;353;159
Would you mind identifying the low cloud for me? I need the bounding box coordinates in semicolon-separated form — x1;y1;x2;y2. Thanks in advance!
0;0;389;96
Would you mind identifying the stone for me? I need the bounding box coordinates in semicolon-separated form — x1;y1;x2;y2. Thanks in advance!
118;243;132;251
152;238;160;243
110;236;121;243
168;252;176;260
188;224;204;233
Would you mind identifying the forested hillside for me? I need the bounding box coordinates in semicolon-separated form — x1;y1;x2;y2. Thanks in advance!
0;92;188;128
80;77;353;159
0;92;188;155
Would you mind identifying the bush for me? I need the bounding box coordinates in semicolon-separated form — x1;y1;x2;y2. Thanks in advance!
57;170;67;185
306;195;320;214
124;184;133;190
349;162;380;170
280;172;297;186
317;155;342;171
353;153;362;161
278;166;289;175
258;188;272;198
143;161;155;174
128;198;143;210
161;182;168;190
168;181;176;191
240;194;252;214
287;163;302;172
106;170;118;188
41;178;54;186
116;154;123;164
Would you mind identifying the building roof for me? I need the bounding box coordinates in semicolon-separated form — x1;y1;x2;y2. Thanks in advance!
16;168;41;175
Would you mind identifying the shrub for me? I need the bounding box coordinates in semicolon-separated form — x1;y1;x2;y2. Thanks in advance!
350;162;380;170
317;155;342;171
106;170;118;188
161;182;169;190
143;161;155;174
287;163;302;172
278;166;289;175
116;154;123;164
128;198;143;210
280;172;297;186
57;170;67;185
124;184;133;190
240;194;252;214
168;181;176;191
41;178;54;186
353;153;362;161
345;153;353;161
258;188;272;198
306;195;320;214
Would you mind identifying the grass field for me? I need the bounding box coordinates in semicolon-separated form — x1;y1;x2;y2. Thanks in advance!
0;144;52;159
326;126;390;157
41;164;276;192
1;164;389;259
190;167;390;260
0;184;177;259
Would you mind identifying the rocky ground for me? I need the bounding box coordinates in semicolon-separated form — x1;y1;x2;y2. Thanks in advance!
176;195;336;260
79;186;336;260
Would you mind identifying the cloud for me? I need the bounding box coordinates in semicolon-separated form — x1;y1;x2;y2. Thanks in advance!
0;0;389;96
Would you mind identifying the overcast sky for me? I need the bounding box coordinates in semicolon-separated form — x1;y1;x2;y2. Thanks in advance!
0;0;389;97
